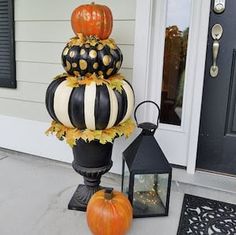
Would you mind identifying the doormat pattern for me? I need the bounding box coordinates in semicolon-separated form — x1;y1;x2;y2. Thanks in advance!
177;194;236;235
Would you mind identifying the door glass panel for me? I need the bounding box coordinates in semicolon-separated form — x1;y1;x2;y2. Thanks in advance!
160;0;191;126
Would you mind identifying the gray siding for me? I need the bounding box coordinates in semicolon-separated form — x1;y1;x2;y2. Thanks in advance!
0;0;136;122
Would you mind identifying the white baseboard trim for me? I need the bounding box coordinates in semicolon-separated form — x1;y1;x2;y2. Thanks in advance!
0;115;72;163
0;115;134;174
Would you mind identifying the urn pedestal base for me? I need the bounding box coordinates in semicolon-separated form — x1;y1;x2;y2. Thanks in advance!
68;140;113;211
68;161;113;211
68;185;100;211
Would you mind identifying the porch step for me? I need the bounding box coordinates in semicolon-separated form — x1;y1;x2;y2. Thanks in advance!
172;167;236;195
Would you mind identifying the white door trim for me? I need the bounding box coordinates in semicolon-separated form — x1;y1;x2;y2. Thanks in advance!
132;0;211;173
186;0;211;173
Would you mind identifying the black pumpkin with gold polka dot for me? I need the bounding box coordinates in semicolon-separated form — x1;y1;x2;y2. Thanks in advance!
61;39;123;79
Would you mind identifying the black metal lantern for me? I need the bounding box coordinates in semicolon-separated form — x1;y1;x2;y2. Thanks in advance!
121;101;172;218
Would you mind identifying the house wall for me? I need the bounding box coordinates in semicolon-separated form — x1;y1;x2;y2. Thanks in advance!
0;0;136;173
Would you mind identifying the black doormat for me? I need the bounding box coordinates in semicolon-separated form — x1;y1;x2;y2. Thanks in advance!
177;194;236;235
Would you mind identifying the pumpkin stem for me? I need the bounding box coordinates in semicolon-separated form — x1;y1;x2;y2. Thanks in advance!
104;188;113;200
91;2;95;5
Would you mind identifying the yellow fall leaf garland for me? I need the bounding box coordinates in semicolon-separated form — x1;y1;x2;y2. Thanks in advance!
54;73;125;93
68;33;117;49
45;119;136;147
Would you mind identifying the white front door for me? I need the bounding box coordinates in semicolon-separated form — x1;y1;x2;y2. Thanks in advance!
132;0;211;171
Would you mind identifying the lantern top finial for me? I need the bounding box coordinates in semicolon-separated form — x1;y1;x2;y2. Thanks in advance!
139;122;157;135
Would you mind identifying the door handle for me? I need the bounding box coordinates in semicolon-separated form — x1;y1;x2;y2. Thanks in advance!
210;24;223;78
210;40;220;77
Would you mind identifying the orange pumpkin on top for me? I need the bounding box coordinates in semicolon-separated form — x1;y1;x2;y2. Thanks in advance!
71;2;113;40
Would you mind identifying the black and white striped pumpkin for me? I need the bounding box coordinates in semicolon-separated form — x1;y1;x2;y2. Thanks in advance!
61;40;123;79
45;76;134;130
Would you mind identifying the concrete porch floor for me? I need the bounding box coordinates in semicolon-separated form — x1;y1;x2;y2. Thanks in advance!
1;148;236;235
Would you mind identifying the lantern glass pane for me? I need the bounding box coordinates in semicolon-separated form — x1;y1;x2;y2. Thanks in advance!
133;173;169;216
122;161;130;195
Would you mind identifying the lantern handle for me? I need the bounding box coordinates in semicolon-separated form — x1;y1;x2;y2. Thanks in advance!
134;100;160;130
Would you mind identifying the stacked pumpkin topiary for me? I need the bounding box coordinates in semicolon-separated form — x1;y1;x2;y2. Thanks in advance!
45;2;135;213
46;2;135;145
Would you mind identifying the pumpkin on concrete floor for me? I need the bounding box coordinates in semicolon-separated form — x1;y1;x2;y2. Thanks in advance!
87;188;133;235
71;2;113;40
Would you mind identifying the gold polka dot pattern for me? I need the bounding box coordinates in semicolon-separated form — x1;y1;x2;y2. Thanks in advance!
89;50;97;59
61;39;123;78
103;55;111;66
93;63;99;69
65;61;71;71
79;60;88;70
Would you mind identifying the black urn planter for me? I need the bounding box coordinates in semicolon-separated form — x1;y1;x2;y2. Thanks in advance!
68;139;113;211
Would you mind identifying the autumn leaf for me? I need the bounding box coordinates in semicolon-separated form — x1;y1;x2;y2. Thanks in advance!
112;74;125;80
45;126;53;135
68;34;85;47
93;130;102;140
121;119;136;138
109;79;123;93
68;34;118;49
95;78;108;86
45;119;136;147
82;129;95;142
66;76;81;87
66;138;75;147
99;130;115;144
66;129;80;147
101;38;117;49
63;73;125;92
53;73;68;80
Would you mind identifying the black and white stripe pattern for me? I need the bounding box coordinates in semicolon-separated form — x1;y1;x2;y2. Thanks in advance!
46;77;134;130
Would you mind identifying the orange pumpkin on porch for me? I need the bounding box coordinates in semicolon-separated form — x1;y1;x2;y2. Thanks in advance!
86;188;133;235
71;2;113;40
